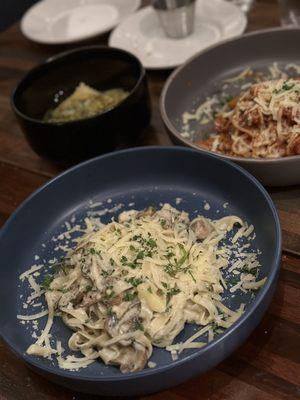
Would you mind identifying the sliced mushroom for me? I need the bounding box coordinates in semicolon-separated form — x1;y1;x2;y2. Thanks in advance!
99;342;148;373
105;302;140;346
155;204;176;228
80;291;102;307
119;342;148;373
136;207;156;219
190;218;214;240
71;290;85;307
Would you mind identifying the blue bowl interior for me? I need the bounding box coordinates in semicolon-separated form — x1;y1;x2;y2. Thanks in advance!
0;147;280;381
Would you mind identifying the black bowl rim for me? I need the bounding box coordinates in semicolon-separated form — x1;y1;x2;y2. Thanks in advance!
0;146;282;382
160;27;300;165
11;45;146;126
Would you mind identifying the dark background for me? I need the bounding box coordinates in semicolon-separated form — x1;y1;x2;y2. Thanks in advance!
1;0;38;31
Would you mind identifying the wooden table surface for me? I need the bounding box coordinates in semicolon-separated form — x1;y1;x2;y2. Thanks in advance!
0;0;299;399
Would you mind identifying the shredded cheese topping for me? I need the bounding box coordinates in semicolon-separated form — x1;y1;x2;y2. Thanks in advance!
179;63;300;159
19;204;265;373
198;78;300;158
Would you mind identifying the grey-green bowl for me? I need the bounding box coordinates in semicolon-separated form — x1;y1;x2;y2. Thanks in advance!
160;28;300;187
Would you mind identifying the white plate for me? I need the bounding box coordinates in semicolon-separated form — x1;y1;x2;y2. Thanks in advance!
21;0;141;44
109;0;247;69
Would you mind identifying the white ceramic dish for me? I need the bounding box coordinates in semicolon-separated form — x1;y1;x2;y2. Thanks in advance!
109;0;246;70
21;0;141;45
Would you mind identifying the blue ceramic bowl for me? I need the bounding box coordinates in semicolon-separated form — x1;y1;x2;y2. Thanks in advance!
0;147;281;396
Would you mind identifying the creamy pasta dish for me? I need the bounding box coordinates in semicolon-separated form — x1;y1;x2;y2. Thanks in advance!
44;82;128;123
20;204;265;373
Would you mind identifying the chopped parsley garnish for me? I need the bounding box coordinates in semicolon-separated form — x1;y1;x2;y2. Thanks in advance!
126;277;144;287
166;285;181;303
110;258;115;266
147;238;157;249
147;286;153;293
123;290;137;302
122;235;157;269
121;257;140;269
164;244;190;277
120;256;128;265
107;307;114;316
177;244;189;268
164;263;177;277
107;307;117;317
133;234;142;241
88;248;101;257
133;319;144;331
166;251;175;259
132;234;156;249
229;276;240;285
52;259;68;275
127;262;139;269
168;286;181;296
241;266;258;276
282;81;294;91
101;269;114;278
160;219;167;228
273;81;295;94
41;274;54;290
224;95;233;103
250;267;259;276
211;322;224;335
188;270;196;283
136;251;145;260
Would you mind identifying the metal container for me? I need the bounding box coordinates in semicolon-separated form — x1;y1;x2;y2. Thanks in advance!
152;0;196;39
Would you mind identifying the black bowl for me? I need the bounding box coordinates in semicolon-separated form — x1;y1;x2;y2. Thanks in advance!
12;46;151;164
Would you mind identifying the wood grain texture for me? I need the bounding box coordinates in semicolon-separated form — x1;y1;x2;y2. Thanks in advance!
0;0;299;399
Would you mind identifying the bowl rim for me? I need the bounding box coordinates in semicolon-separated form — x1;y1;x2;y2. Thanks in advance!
160;27;300;165
0;146;282;382
11;45;146;126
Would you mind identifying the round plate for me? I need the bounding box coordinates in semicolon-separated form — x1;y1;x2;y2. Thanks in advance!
160;28;300;186
21;0;141;45
0;147;281;396
109;0;246;69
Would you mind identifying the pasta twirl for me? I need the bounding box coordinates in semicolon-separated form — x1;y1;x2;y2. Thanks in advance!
22;204;265;373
